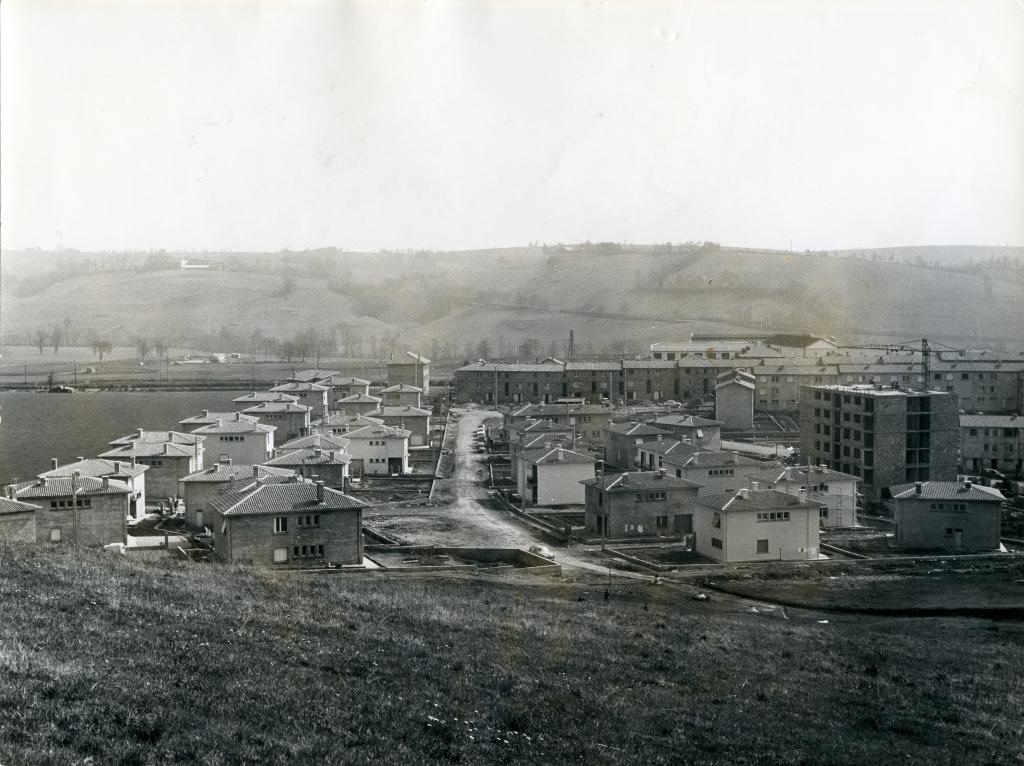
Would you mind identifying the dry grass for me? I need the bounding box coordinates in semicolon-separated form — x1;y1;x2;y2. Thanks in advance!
1;544;1022;765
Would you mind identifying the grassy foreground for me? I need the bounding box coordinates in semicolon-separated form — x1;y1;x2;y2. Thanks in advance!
0;546;1022;765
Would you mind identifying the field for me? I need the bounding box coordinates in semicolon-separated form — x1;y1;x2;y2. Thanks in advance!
1;545;1023;765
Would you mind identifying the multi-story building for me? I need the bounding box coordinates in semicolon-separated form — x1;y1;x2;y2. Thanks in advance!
100;430;205;499
516;446;596;507
799;384;959;502
190;415;276;466
334;394;383;416
269;382;330;419
180;463;294;530
39;458;149;518
240;401;311;442
344;424;410;476
959;414;1023;478
581;469;702;538
180;410;261;431
694;489;822;563
379;384;422;407
263;448;351;487
387;351;431;394
326;376;372;399
746;465;859;528
604;422;672;469
715;369;755;430
367;405;432;447
656;446;765;496
211;479;364;567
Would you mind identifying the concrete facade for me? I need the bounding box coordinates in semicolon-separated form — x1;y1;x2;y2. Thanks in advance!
263;448;350;487
368;406;431;447
269;383;329;420
334;394;383;416
715;370;756;430
604;422;672;469
180;464;295;529
387;352;431;394
695;489;821;563
889;481;1003;551
39;458;148;518
516;447;596;507
959;415;1023;478
657;447;766;496
380;384;423;407
344;425;410;476
799;384;959;503
191;416;275;466
12;476;130;546
747;465;859;528
0;497;39;543
581;470;701;538
241;402;311;442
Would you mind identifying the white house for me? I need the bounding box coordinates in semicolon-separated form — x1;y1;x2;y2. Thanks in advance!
344;424;410;476
695;489;822;563
190;415;276;466
380;384;423;407
367;405;432;447
516;446;596;507
746;465;859;528
179;463;294;530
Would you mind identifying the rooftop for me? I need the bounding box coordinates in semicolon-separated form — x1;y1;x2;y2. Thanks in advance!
191;419;276;435
39;458;148;480
241;402;312;414
336;394;382;404
370;406;431;417
109;430;204;446
100;442;197;459
232;392;300;404
381;384;423;393
289;369;340;383
606;422;671;437
180;464;295;483
699;489;824;513
0;496;41;514
264;448;352;466
345;424;412;439
270;382;329;393
180;411;260;427
746;465;859;484
889;482;1004;502
649;414;723;428
277;434;351;452
13;475;130;498
519;447;595;466
581;471;702;492
211;481;365;517
327;375;371;386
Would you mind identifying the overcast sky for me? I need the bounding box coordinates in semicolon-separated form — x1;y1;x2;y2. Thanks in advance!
2;0;1022;253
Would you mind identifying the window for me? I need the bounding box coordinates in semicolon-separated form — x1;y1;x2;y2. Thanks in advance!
756;511;791;522
274;516;288;533
713;512;721;529
711;537;722;549
756;539;769;554
273;547;288;563
49;528;62;543
656;515;668;529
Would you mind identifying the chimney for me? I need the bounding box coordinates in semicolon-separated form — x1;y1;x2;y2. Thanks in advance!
203;410;210;417
235;412;241;421
220;457;232;465
114;462;121;473
51;458;59;470
594;460;604;479
343;475;351;493
738;488;748;499
751;480;759;491
798;488;807;503
252;466;260;477
316;480;324;503
136;428;144;439
163;444;169;455
784;468;792;482
656;434;663;441
102;476;110;489
314;448;322;458
964;480;972;490
657;468;666;479
914;482;923;495
556;449;565;461
77;457;84;462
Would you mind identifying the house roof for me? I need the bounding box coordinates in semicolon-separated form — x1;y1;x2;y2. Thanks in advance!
746;465;859;484
0;496;41;514
211;481;365;517
715;369;757;389
241;402;311;414
959;415;1024;429
398;351;430;364
520;433;574;450
581;471;702;492
519;447;595;466
314;413;383;428
336;394;382;404
381;384;423;393
264;448;352;466
509;403;609;418
109;430;204;446
232;392;300;404
457;362;564;373
509;419;573;436
290;369;340;383
649;414;723;428
345;424;411;439
270;382;329;393
191;419;276;435
180;464;295;483
638;439;697;457
39;458;148;480
606;422;671;437
277;434;350;452
370;406;431;418
100;442;197;459
660;448;764;470
889;482;1004;502
328;376;371;386
14;476;130;498
180;411;261;427
698;489;824;513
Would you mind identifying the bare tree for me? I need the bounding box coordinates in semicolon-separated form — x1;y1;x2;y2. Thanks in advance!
518;337;540;360
476;339;491;359
35;329;47;355
51;324;63;356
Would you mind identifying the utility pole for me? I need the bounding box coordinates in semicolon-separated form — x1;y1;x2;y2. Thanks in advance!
921;338;931;389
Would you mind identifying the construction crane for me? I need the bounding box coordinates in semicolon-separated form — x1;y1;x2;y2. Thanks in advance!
832;338;964;390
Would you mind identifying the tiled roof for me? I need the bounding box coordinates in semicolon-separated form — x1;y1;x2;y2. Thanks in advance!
270;382;329;393
457;362;564;373
191;420;276;435
509;419;573;437
370;406;431;418
519;447;595;466
606;422;670;437
264;448;351;466
313;413;383;428
650;415;723;428
660;448;763;470
100;442;196;459
0;496;41;514
39;458;148;480
109;430;203;446
638;439;697;457
565;362;621;371
699;489;824;513
889;482;1004;501
581;471;702;492
336;394;382;404
241;402;311;414
212;482;365;517
180;412;260;427
381;384;422;393
520;433;574;450
345;424;411;439
746;466;859;484
959;415;1024;429
622;360;677;369
180;464;295;483
328;376;371;386
14;476;130;498
399;351;430;364
232;392;300;404
277;434;350;452
290;369;340;383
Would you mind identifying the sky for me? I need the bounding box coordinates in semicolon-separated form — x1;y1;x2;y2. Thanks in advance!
2;0;1022;253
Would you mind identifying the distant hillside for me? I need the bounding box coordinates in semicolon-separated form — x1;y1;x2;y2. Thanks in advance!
2;244;1023;356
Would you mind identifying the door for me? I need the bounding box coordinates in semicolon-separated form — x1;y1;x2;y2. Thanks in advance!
673;514;693;534
388;457;403;475
350;459;364;477
953;529;963;548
